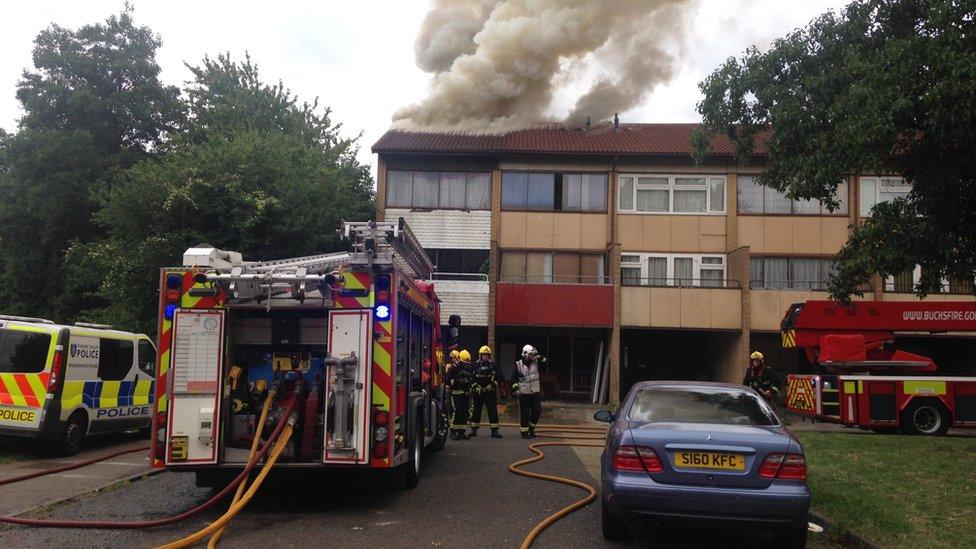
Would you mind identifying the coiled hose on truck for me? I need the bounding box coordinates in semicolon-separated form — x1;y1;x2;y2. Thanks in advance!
0;393;297;530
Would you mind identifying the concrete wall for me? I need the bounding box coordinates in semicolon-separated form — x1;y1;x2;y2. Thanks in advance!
499;212;608;250
387;208;490;250
429;280;489;326
738;216;850;254
617;214;726;253
620;287;741;329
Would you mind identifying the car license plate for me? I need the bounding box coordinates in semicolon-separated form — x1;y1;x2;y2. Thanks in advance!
674;451;744;471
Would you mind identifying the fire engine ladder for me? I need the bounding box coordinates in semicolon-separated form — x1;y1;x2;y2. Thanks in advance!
187;218;432;303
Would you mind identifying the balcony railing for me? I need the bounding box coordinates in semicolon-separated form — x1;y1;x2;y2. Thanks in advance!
623;277;741;289
429;272;489;282
750;280;830;291
884;281;973;294
498;275;612;285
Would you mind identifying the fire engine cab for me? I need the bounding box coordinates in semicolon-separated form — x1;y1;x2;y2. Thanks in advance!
783;300;976;435
150;219;448;487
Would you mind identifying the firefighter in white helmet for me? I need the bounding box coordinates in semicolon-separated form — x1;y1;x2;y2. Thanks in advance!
510;344;546;438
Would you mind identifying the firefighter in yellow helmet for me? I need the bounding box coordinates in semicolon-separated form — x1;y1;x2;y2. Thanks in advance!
743;350;781;402
468;345;505;438
445;349;474;440
446;349;460;372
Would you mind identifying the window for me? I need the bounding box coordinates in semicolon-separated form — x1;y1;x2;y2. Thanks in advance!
750;256;835;290
618;175;726;214
386;171;491;210
859;176;911;216
502;172;607;211
426;249;489;275
619;253;726;287
883;266;971;293
500;251;606;283
0;329;51;373
137;340;156;377
98;339;134;381
738;176;848;215
629;387;777;426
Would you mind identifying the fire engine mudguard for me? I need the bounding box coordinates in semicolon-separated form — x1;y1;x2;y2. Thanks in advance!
426;399;447;453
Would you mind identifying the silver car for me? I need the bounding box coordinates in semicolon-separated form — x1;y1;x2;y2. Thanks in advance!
596;381;811;546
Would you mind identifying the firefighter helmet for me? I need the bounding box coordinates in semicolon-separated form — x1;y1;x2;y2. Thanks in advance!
521;344;537;358
458;350;472;363
479;345;492;355
449;350;460;360
750;351;765;361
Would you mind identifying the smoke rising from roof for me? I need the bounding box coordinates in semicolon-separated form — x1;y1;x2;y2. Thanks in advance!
394;0;696;133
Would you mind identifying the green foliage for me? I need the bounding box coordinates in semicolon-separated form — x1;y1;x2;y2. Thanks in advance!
694;0;976;299
0;13;374;335
0;8;182;321
72;55;373;334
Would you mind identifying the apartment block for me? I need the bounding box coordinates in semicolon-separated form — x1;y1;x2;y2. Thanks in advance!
373;123;976;404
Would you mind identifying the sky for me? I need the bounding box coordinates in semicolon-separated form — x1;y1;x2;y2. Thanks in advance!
0;0;851;177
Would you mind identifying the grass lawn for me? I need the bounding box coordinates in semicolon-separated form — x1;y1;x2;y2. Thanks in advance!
796;431;976;548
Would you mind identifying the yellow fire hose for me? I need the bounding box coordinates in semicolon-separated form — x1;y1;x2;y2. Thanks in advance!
156;418;295;549
508;426;606;549
207;389;276;548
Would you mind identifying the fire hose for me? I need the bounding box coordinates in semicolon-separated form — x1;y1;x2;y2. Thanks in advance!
506;424;608;549
0;393;297;530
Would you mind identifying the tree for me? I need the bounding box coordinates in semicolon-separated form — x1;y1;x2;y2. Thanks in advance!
0;8;182;320
693;0;976;300
75;55;374;333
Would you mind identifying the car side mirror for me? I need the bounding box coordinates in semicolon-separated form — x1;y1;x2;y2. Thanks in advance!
593;409;615;423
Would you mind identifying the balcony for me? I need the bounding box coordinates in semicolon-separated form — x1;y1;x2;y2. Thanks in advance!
496;275;612;328
621;278;741;330
428;273;490;326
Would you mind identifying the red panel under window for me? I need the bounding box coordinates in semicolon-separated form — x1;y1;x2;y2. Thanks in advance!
495;284;613;327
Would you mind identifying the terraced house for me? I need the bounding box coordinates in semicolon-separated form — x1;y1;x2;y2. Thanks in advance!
372;123;976;404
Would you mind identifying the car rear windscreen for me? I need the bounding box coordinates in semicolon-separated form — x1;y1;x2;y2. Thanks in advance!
0;328;52;374
629;387;778;426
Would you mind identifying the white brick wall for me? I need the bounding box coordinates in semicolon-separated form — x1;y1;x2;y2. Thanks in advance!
431;280;490;326
387;209;490;250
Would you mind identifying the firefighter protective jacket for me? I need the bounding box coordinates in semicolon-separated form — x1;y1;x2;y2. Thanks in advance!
445;362;474;392
743;365;781;395
511;357;545;395
472;359;504;390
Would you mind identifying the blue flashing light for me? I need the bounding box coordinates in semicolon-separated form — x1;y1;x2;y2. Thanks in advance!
375;304;391;320
166;274;182;289
164;304;178;320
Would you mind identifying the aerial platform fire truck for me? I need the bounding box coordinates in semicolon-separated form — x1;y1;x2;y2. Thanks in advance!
783;300;976;435
150;219;448;487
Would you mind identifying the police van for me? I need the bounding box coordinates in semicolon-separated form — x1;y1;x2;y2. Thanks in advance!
0;315;156;455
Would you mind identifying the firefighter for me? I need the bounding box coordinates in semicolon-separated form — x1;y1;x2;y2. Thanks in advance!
743;351;781;402
445;349;474;440
511;344;546;439
468;345;504;438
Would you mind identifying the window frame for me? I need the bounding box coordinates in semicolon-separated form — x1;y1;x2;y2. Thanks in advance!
882;265;972;294
859;176;911;217
499;250;608;284
501;171;608;212
618;174;726;215
749;256;836;291
737;175;849;216
386;170;492;211
619;253;727;287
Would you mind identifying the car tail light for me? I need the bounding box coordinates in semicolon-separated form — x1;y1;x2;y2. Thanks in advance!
374;409;389;427
46;351;63;392
373;442;388;458
612;445;663;473
759;453;806;480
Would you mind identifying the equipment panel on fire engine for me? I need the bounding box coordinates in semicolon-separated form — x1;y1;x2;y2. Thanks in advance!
166;309;225;464
323;310;371;464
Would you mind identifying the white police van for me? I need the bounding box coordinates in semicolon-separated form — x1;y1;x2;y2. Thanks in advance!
0;315;155;455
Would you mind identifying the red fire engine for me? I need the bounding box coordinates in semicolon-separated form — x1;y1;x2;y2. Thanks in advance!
783;300;976;435
150;219;448;487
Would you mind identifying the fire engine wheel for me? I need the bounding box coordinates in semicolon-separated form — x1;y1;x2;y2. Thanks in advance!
902;400;951;436
55;412;87;457
400;422;422;488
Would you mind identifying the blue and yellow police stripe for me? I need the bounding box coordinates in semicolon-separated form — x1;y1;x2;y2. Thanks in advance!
61;380;155;410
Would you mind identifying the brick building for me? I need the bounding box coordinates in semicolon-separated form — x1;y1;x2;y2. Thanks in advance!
372;123;976;404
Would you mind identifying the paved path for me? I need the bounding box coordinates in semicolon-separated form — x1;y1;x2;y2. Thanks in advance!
0;434;151;516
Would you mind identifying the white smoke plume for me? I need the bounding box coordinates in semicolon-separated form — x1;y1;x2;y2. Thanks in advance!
395;0;697;132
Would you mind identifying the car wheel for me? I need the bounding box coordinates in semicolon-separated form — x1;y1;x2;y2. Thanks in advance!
773;524;808;548
55;413;87;456
400;422;422;488
901;399;951;436
601;498;632;542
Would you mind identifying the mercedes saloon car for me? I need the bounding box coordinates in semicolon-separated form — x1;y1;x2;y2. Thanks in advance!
595;381;811;546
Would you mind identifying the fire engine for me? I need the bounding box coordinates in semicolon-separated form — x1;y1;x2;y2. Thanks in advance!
782;300;976;435
150;219;448;487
